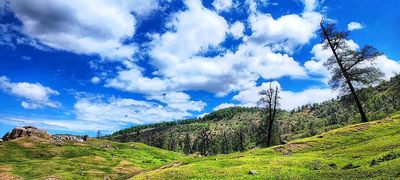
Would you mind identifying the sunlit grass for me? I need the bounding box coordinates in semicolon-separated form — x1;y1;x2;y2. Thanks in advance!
0;113;399;179
133;112;400;179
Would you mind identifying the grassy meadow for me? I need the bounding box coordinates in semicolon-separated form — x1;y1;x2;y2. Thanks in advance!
1;112;399;179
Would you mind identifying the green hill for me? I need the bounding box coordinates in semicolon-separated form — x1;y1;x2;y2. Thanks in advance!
132;112;400;179
1;112;399;179
0;135;184;179
108;75;400;155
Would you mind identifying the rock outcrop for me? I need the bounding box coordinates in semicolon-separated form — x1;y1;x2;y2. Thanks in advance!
2;126;47;141
52;134;90;143
2;126;90;143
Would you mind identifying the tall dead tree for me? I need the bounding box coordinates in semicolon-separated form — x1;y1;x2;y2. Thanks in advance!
258;83;280;147
320;20;383;122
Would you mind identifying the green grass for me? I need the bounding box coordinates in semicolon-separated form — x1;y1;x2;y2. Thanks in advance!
1;113;399;179
0;138;184;179
132;113;400;179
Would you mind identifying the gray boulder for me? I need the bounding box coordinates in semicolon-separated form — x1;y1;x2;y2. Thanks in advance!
248;170;257;175
2;126;47;141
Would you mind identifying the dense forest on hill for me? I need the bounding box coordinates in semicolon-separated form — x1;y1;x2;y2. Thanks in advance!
107;74;400;155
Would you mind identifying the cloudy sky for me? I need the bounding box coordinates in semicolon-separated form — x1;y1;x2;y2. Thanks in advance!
0;0;399;136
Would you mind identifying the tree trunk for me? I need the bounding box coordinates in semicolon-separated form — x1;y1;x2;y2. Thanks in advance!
320;23;368;123
267;87;278;147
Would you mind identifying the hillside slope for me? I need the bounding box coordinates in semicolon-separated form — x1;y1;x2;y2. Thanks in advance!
0;113;399;179
132;112;400;179
0;135;184;179
109;75;400;155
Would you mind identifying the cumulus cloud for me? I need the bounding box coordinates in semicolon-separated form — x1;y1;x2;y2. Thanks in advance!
151;0;229;61
302;0;318;12
0;76;60;109
106;66;169;94
347;22;364;31
213;103;237;111
7;0;158;60
233;81;338;110
248;10;322;52
0;115;121;133
107;0;312;97
374;55;400;79
123;0;159;17
229;21;245;39
90;76;101;84
74;95;204;125
212;0;233;11
0;90;206;133
146;92;206;112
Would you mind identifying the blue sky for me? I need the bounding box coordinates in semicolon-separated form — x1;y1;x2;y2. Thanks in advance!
0;0;399;136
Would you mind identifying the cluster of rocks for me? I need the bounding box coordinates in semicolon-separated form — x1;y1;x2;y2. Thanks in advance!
1;126;47;141
52;134;89;143
1;126;90;143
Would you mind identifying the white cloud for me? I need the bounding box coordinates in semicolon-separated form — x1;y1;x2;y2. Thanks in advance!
0;90;206;133
0;76;60;109
212;0;233;12
123;0;159;16
302;0;318;12
248;11;322;52
197;112;209;118
7;0;158;60
244;43;307;79
246;0;268;13
279;88;337;110
90;76;101;84
347;22;364;31
374;55;400;79
151;0;228;61
233;81;279;107
0;115;121;133
74;95;204;125
109;0;309;97
146;92;206;112
213;103;236;111
233;81;338;110
106;66;169;94
229;21;245;39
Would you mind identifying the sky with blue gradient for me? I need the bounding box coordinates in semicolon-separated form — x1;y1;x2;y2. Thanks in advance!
0;0;399;137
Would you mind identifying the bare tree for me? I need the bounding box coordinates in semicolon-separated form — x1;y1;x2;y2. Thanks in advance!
258;83;280;147
320;21;383;122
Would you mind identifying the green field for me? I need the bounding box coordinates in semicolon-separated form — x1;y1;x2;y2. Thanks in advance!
1;112;400;179
0;138;185;179
133;113;400;179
